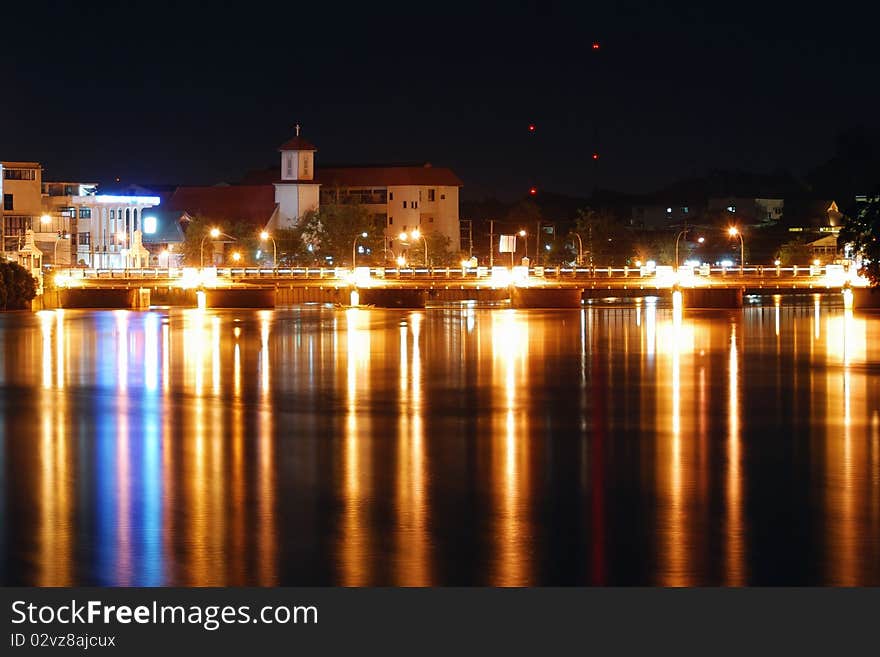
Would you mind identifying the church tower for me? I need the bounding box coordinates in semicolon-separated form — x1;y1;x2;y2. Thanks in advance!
273;124;320;229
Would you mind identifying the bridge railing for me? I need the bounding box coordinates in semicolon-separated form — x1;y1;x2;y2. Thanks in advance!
49;263;840;281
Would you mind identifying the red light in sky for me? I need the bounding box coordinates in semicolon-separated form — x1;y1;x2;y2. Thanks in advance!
592;152;600;160
592;42;600;50
528;123;536;132
529;186;538;196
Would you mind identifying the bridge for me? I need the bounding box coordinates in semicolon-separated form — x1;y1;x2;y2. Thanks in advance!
39;264;877;310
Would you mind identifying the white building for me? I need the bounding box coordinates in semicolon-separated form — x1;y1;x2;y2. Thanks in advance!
42;181;159;267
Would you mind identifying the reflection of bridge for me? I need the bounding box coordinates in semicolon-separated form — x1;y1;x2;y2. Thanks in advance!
41;264;871;310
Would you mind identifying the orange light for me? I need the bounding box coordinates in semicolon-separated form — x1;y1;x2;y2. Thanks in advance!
592;42;600;50
529;186;537;196
518;229;526;237
728;226;739;236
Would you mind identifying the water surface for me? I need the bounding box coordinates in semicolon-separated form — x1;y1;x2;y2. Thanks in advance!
1;297;879;585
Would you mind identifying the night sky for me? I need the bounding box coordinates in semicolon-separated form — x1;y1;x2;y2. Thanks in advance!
3;1;877;200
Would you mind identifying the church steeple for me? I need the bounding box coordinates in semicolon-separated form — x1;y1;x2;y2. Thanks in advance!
273;125;321;230
278;125;317;181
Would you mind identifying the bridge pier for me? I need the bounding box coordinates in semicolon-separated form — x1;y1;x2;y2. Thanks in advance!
52;287;152;309
850;287;880;310
511;287;583;308
680;287;743;309
357;287;427;308
204;288;276;308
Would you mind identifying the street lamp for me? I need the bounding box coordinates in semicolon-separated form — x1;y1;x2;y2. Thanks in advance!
399;230;428;267
40;214;52;228
518;229;527;262
568;232;584;266
352;231;368;268
674;228;704;270
54;232;71;267
200;227;222;268
231;251;241;263
259;230;277;268
728;226;744;274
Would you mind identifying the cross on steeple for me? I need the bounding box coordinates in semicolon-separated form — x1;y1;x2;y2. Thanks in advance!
295;123;301;137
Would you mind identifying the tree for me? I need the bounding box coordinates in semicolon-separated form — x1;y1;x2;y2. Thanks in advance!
300;203;384;265
839;192;880;285
181;216;261;266
574;208;633;266
0;261;38;309
775;237;813;266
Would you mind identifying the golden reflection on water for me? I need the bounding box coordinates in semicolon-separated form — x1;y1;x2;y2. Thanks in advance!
38;312;71;586
257;311;277;585
395;312;430;585
340;308;372;585
8;301;880;585
726;322;744;585
490;310;531;586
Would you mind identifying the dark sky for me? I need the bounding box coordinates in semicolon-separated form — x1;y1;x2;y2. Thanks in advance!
2;1;877;200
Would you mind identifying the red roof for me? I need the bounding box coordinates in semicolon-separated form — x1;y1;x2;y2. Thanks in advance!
166;185;277;227
240;163;462;187
277;136;317;151
318;164;462;187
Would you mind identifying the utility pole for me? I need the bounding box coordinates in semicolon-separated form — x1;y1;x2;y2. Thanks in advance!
535;221;541;266
489;219;494;268
460;219;473;258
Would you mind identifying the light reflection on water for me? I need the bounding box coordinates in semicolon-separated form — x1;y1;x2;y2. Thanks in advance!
1;298;880;586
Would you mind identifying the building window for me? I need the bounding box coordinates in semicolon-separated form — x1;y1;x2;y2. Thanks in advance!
302;157;309;177
682;206;689;214
286;155;293;177
403;201;407;208
79;232;90;246
3;168;36;180
414;201;418;209
79;208;91;219
428;189;436;202
440;194;445;200
389;217;393;225
110;209;115;220
389;192;393;201
3;194;12;211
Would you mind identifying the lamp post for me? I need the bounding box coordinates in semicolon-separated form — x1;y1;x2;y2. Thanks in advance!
411;229;428;267
518;229;527;263
728;226;744;275
569;232;584;266
200;227;221;268
674;229;705;270
259;230;277;269
54;232;70;267
400;230;428;267
352;231;368;268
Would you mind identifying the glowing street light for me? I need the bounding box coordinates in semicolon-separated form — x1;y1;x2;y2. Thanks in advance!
231;251;241;263
396;255;406;268
518;229;527;261
352;231;368;267
674;228;704;270
728;226;744;274
399;230;428;267
201;227;224;268
259;230;277;268
40;214;51;226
